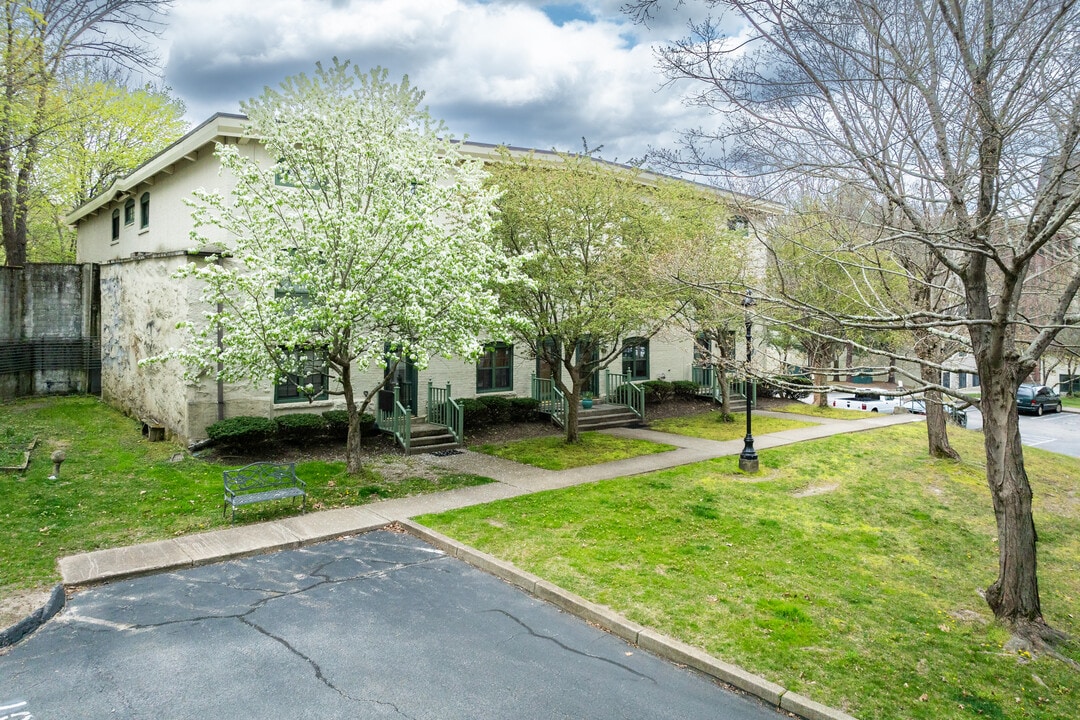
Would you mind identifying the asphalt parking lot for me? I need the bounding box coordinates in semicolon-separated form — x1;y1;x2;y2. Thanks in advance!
0;530;783;719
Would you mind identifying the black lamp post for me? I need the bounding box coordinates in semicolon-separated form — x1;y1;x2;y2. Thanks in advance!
739;290;759;473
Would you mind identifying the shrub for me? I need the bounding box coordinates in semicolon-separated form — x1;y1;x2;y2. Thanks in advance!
322;410;377;439
755;380;782;399
509;397;541;422
275;413;327;443
459;398;491;431
766;374;813;400
478;395;514;424
206;416;276;446
642;380;674;403
672;380;698;398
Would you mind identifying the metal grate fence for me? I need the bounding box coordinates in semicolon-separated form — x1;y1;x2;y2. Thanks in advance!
0;337;101;375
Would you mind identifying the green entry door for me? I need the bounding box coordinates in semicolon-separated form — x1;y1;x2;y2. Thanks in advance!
384;345;419;413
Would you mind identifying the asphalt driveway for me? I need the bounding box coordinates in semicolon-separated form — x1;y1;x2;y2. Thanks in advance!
1;530;783;719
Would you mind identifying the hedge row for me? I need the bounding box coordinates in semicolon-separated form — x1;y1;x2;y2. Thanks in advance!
206;411;377;447
459;396;541;431
756;374;813;400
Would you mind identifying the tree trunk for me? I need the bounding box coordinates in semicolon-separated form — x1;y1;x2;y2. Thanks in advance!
921;362;960;460
340;361;364;475
979;369;1043;625
559;366;581;443
565;392;580;443
718;365;732;419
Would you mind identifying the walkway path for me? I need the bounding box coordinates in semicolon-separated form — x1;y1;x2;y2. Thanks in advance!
58;410;920;587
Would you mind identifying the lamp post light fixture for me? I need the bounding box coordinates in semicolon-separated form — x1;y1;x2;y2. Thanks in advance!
739;290;759;473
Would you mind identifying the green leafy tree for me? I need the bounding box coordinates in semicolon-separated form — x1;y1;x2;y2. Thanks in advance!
29;75;186;261
162;60;516;474
0;0;168;266
487;149;684;442
653;181;751;419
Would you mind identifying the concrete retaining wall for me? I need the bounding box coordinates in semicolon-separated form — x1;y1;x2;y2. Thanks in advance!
0;264;99;398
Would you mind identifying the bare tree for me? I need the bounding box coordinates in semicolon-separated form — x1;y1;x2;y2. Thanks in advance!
632;0;1080;643
0;0;168;266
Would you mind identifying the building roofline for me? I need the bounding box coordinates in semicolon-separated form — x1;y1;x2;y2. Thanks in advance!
65;113;783;224
64;112;250;224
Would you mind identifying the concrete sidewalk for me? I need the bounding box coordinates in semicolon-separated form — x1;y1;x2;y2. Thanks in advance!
58;409;920;587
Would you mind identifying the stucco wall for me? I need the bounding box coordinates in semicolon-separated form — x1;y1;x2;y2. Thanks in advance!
99;257;200;436
76;138;266;264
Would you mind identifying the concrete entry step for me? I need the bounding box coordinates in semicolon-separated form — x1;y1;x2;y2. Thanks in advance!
575;404;643;431
401;420;460;455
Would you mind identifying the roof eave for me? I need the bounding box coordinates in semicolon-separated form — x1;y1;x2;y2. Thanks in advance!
64;113;250;225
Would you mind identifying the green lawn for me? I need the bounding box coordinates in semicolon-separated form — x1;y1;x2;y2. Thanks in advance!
420;424;1080;720
650;411;816;441
476;431;676;470
0;396;491;590
1061;395;1080;409
767;402;871;419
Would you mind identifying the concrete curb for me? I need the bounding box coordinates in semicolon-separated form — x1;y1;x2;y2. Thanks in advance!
398;520;859;720
0;584;65;649
59;509;389;587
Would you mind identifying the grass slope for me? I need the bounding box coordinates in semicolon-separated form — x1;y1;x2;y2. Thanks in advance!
476;431;676;470
0;396;490;590
421;424;1080;720
650;411;816;441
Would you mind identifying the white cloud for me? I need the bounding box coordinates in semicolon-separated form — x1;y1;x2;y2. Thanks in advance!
160;0;724;161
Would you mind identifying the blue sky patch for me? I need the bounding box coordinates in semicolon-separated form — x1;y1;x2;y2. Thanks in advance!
541;3;595;26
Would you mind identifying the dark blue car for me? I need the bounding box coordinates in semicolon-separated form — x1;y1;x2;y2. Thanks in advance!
1016;383;1062;416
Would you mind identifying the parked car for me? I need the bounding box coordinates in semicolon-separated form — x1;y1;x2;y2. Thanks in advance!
832;392;896;412
899;398;969;428
1016;383;1062;416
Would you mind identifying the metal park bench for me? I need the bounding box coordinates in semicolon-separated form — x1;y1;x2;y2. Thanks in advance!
223;462;306;523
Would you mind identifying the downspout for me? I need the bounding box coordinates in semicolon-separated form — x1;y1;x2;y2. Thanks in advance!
216;256;225;422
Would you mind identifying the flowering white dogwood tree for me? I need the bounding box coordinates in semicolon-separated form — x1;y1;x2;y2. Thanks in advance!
172;60;515;473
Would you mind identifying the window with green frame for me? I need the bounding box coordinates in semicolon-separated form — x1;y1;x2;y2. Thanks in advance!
274;348;329;403
139;192;150;229
477;342;513;392
621;337;649;379
124;198;135;225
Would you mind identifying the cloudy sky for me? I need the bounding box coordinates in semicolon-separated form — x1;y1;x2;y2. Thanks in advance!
157;0;736;165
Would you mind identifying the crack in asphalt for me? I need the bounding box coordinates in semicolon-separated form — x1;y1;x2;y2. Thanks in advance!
108;555;447;631
237;615;417;719
484;609;657;683
57;552;445;717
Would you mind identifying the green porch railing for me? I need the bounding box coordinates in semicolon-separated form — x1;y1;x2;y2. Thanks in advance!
427;380;451;425
531;374;567;427
446;396;463;445
730;378;756;407
376;384;411;453
691;366;755;407
426;380;463;445
691;365;714;390
605;370;645;421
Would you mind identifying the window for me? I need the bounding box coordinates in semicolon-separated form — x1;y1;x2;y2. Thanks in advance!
111;209;120;241
124;199;135;226
476;342;513;392
622;337;649;379
274;348;329;403
139;192;150;229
